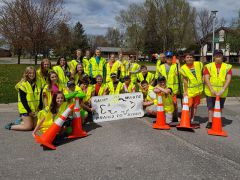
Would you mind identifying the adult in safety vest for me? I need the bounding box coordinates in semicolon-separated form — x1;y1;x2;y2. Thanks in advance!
121;75;136;93
89;49;106;83
180;52;203;125
93;75;107;96
204;50;232;129
36;58;52;89
106;73;123;95
69;49;84;74
155;51;179;121
119;52;129;81
126;55;140;84
5;66;42;131
106;53;121;83
53;56;71;87
137;65;155;88
82;50;91;76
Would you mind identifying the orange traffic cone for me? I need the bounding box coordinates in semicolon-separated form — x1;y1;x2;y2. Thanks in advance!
153;94;170;130
35;103;75;150
68;98;87;139
208;96;227;137
177;96;194;130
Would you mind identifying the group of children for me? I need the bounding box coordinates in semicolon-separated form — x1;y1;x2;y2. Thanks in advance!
5;48;232;137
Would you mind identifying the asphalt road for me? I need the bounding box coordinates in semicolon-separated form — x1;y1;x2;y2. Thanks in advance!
1;105;240;180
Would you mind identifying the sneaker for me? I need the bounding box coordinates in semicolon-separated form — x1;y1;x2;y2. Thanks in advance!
4;122;14;130
206;122;212;129
14;118;22;125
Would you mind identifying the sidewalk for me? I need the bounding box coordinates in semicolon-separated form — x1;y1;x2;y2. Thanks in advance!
1;97;240;112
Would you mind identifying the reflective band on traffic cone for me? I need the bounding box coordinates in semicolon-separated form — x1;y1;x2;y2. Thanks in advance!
177;96;194;130
153;94;170;130
207;96;227;137
68;98;87;139
35;103;75;150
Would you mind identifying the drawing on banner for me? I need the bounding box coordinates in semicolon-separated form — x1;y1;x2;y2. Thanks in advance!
91;92;144;122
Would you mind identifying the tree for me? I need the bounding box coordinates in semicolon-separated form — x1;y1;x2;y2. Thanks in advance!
0;0;67;64
54;22;72;57
0;0;26;64
71;21;88;51
87;35;109;51
105;27;121;47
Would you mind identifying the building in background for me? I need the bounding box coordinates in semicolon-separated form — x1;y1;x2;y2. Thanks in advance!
200;27;240;63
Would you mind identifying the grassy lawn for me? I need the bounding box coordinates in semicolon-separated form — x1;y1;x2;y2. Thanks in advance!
0;64;38;104
0;64;239;104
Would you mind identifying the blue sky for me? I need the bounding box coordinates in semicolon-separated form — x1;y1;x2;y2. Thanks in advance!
65;0;240;35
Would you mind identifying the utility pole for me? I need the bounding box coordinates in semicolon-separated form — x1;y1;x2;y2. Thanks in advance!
211;10;218;62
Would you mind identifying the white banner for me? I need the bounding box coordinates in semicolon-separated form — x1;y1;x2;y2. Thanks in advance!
91;92;144;123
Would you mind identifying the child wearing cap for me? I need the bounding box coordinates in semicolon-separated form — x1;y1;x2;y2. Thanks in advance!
143;77;174;123
121;75;136;93
204;50;232;129
155;52;179;121
105;73;123;95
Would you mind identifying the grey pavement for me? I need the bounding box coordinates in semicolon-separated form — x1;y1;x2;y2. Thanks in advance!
1;105;240;179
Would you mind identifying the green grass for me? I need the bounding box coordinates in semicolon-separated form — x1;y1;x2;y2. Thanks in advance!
0;64;239;103
0;64;38;104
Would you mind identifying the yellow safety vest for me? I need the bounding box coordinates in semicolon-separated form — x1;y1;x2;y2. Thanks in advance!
89;57;106;78
93;83;106;96
126;63;140;84
68;59;79;74
37;102;68;134
77;84;94;102
204;62;232;98
15;81;41;114
82;57;90;75
36;69;49;89
74;73;87;85
106;61;121;82
180;61;203;98
120;59;129;79
137;72;155;84
52;65;69;87
157;64;179;94
42;83;64;107
107;81;123;95
122;82;135;93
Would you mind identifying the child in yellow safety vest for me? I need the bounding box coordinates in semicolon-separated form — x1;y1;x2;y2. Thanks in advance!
32;91;70;141
5;66;42;131
36;58;52;89
126;55;140;84
52;56;71;87
121;75;136;93
204;50;232;129
180;52;203;125
144;77;174;123
72;63;88;85
105;73;123;95
155;51;179;121
137;65;155;89
42;71;64;107
93;75;107;96
106;53;121;83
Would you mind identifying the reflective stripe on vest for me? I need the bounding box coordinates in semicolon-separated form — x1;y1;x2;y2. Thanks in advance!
180;61;203;98
204;62;232;98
